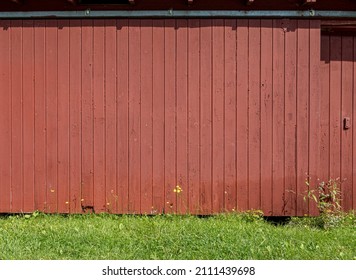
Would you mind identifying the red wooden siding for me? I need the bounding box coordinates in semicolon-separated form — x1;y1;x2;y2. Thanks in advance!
320;32;356;212
2;19;353;216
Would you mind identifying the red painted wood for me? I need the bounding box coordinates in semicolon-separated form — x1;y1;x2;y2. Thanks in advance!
22;20;35;212
354;37;356;211
45;20;58;213
272;20;285;215
69;19;82;213
188;19;200;213
140;19;153;214
236;19;249;212
296;21;310;216
320;32;356;213
93;20;106;213
248;19;261;211
34;20;46;212
212;19;225;213
341;36;353;211
5;19;356;216
104;19;118;213
57;19;70;213
0;20;11;212
11;20;23;212
81;19;94;212
164;19;176;213
176;19;189;214
152;20;165;214
284;19;297;215
308;20;321;216
128;19;141;214
260;19;273;216
117;19;129;213
200;19;213;214
329;35;342;206
320;34;330;201
329;34;342;202
224;19;237;213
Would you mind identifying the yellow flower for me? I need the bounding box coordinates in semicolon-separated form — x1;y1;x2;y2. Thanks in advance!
173;185;182;194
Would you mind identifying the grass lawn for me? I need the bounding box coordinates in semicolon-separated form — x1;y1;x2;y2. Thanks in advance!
0;212;355;260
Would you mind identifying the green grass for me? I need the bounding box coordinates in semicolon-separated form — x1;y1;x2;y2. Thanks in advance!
0;212;355;260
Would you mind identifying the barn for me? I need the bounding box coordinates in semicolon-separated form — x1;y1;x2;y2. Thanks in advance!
0;0;355;216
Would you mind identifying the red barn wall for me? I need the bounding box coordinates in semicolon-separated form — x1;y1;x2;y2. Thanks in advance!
320;32;356;213
0;19;354;216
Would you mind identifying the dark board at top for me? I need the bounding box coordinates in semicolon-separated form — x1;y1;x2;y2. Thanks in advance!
0;0;356;12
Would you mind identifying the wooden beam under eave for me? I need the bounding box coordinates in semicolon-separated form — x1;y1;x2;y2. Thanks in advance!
302;0;317;5
66;0;78;5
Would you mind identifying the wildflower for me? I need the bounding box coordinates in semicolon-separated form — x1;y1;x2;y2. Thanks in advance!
173;185;182;194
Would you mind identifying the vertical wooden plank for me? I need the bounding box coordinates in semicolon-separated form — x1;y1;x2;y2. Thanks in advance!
128;19;141;213
23;20;35;213
140;19;153;214
34;20;47;212
272;19;285;216
164;19;177;213
117;19;129;213
260;19;273;216
309;20;321;216
329;35;342;186
354;36;356;210
248;19;261;211
284;19;297;215
200;19;212;214
176;19;189;214
11;20;23;212
57;20;70;213
45;20;58;213
341;35;353;211
93;20;106;213
212;19;224;213
81;19;94;212
224;19;237;213
188;19;201;213
105;19;118;213
236;19;249;211
320;34;330;193
152;20;165;213
69;19;82;213
296;20;310;216
0;20;11;212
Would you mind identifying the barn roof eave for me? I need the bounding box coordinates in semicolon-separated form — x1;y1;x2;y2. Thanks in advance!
1;9;356;19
